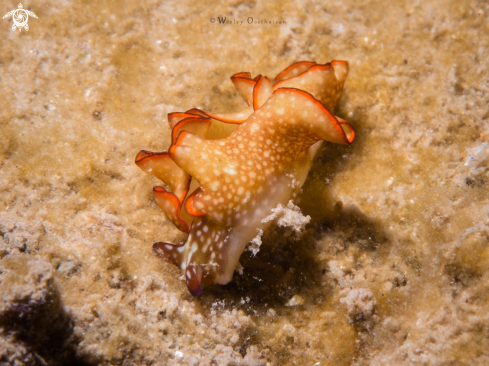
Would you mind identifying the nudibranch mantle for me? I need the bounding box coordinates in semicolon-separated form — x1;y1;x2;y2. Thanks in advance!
136;60;355;296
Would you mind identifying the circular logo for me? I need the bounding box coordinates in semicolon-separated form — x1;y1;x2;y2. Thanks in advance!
12;9;28;29
3;3;38;32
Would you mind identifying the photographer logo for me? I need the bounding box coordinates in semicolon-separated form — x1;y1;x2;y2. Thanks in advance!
3;3;37;31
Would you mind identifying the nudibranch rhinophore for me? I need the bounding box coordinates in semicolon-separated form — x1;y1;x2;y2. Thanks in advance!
136;60;355;296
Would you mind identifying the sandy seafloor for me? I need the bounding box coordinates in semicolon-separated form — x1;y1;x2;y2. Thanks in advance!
1;0;489;365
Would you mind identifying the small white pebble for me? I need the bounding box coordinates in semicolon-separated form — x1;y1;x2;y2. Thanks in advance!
286;295;304;306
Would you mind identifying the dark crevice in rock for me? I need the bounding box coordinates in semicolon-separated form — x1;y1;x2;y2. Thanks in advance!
0;254;96;366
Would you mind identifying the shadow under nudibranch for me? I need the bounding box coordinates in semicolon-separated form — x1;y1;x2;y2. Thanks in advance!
198;141;393;307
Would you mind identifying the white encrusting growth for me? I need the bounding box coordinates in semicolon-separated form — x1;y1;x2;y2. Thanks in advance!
340;288;377;323
248;229;264;256
262;200;311;235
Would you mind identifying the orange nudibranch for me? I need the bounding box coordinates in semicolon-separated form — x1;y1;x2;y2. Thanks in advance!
136;60;355;296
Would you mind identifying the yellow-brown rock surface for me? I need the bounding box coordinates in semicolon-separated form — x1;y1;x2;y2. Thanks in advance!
1;0;488;365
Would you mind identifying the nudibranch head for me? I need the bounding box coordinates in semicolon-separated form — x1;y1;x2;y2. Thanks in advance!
135;60;355;296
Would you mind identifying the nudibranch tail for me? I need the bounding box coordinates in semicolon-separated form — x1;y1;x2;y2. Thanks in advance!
154;215;259;295
185;263;204;297
153;240;208;296
137;59;355;296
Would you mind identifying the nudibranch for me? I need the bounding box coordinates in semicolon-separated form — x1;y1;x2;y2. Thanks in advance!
136;60;355;296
